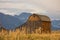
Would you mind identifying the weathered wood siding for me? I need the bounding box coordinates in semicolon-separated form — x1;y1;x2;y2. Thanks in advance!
16;14;51;34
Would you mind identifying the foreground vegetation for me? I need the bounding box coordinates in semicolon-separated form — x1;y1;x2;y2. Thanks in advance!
0;30;60;40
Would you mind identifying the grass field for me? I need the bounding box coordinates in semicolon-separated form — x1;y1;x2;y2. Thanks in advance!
0;30;60;40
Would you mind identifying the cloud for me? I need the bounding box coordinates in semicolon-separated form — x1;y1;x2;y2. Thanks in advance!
0;0;60;11
0;3;43;11
0;0;60;19
0;9;16;16
0;8;46;16
0;2;46;15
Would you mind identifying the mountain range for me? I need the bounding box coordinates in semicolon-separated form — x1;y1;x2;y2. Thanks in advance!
52;20;60;30
0;12;60;30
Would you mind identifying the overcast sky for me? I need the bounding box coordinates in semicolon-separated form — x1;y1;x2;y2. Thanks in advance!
0;0;60;20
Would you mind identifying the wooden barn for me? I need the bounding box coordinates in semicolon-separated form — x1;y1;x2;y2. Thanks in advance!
16;14;51;34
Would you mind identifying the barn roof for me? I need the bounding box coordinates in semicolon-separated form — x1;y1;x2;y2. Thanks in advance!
39;15;50;21
28;14;41;21
28;14;51;21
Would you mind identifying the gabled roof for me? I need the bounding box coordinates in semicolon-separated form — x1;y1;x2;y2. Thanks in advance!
28;14;41;21
28;14;51;21
39;15;51;21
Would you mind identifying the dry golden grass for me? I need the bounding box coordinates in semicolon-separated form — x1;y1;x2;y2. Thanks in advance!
0;30;60;40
